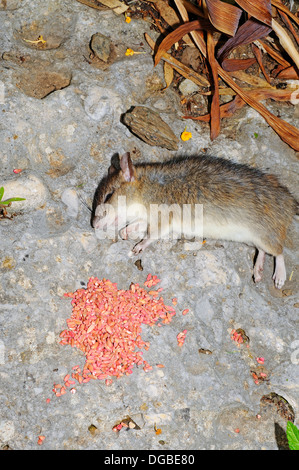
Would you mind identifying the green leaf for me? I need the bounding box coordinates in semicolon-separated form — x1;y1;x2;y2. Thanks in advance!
1;197;26;205
0;187;4;202
287;421;299;450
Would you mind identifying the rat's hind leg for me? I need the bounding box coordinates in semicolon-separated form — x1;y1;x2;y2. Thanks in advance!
273;253;286;289
255;235;286;288
253;249;265;283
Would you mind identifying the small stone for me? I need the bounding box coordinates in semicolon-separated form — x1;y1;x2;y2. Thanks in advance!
88;424;98;436
198;348;212;355
134;259;143;271
2;174;48;212
15;67;72;99
0;421;15;442
16;15;75;50
61;188;79;218
90;33;111;63
282;289;293;297
2;51;32;64
0;0;22;10
178;79;200;96
260;392;295;422
78;232;98;254
1;257;16;270
83;86;123;123
122;106;179;150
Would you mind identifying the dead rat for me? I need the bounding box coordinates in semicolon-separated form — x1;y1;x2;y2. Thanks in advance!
92;152;298;289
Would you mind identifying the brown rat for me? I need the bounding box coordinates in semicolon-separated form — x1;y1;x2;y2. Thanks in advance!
92;152;298;289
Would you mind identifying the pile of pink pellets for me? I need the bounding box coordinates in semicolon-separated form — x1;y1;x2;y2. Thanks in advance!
55;274;183;393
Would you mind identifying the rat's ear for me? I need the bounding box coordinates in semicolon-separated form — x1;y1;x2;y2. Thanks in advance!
119;152;136;182
108;154;120;176
108;164;118;176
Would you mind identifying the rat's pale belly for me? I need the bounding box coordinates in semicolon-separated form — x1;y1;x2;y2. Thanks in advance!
194;220;256;245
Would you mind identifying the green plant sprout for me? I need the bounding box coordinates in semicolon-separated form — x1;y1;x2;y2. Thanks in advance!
287;421;299;450
0;186;26;206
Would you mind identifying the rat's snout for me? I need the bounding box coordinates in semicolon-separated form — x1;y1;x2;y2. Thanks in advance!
92;205;107;229
92;204;117;231
92;215;101;229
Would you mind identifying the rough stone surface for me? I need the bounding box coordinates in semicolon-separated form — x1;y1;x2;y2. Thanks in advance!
2;174;48;211
15;67;72;99
179;78;200;96
122;106;179;150
90;32;112;63
61;188;79;218
0;0;298;451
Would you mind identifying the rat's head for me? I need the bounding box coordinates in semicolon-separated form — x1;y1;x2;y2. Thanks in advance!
92;152;145;234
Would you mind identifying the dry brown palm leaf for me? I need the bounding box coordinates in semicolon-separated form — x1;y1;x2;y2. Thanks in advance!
174;0;207;56
272;18;299;69
207;31;220;140
157;0;299;152
77;0;128;13
150;0;194;46
76;0;107;9
219;58;256;72
255;39;291;67
252;43;271;83
239;86;297;103
241;86;298;102
181;0;205;17
235;0;272;27
154;19;212;66
163;61;174;89
203;0;242;37
278;9;299;46
229;69;274;88
185;87;298;121
150;0;183;27
271;64;287;78
216;66;299;151
217;18;272;68
271;0;299;27
145;32;209;87
184;94;246;121
275;66;299;80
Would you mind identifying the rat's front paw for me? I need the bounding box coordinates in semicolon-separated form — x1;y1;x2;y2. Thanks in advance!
131;242;144;255
119;227;128;240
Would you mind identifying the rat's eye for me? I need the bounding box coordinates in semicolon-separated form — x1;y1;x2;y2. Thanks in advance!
104;191;114;203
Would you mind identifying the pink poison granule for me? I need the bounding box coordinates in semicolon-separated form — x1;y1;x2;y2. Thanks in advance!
58;275;177;388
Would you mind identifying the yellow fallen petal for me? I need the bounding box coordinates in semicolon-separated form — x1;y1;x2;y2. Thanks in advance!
37;35;47;44
125;48;146;56
181;130;192;141
23;35;46;45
